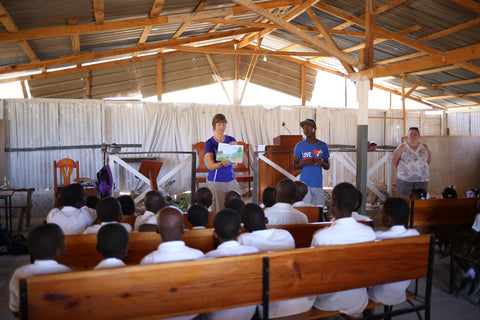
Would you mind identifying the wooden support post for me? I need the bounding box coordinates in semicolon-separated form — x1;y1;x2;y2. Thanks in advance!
157;58;162;100
85;71;91;99
20;80;28;98
205;53;231;103
301;64;306;106
402;73;406;136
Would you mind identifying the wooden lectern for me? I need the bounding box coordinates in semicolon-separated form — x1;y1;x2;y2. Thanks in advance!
258;135;302;202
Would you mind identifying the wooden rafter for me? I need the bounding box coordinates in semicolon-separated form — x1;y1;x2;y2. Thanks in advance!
234;0;362;69
93;0;104;25
168;45;326;57
417;17;480;43
67;18;81;54
205;53;231;103
171;2;209;40
0;3;46;72
450;0;480;14
132;0;166;58
0;0;303;42
351;43;480;80
433;77;480;87
306;8;353;74
0;27;263;75
237;0;319;48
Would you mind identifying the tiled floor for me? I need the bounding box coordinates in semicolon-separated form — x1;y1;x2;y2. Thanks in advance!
1;217;479;319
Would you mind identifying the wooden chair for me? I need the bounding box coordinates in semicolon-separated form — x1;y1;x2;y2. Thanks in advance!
53;158;80;198
234;141;254;197
192;141;253;196
192;141;208;188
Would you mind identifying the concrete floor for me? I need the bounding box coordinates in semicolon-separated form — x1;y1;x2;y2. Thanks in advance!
1;217;479;319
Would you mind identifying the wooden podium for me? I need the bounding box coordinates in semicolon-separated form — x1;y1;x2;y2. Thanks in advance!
258;135;302;202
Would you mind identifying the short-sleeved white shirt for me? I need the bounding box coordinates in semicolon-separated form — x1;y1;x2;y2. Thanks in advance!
140;240;205;265
83;221;132;234
46;205;97;234
134;211;156;231
94;258;127;270
265;203;308;225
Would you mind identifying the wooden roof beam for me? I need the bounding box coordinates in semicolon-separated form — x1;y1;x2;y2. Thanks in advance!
167;45;326;57
132;0;166;58
0;0;303;42
433;77;480;87
237;0;318;48
149;0;165;19
0;27;263;75
306;8;353;74
93;0;104;25
171;1;209;40
450;0;480;14
417;17;480;43
205;53;231;103
0;3;46;72
351;42;480;80
234;0;362;69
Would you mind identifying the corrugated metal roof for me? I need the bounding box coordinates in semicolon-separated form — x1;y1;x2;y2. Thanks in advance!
0;0;479;108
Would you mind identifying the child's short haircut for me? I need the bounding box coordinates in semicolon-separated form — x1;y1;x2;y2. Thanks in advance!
96;224;129;259
97;197;122;222
145;190;166;213
61;183;85;207
194;187;213;208
294;181;308;202
28;224;65;260
214;209;241;241
225;198;245;214
332;182;358;212
86;195;100;210
383;197;409;225
188;204;209;227
117;195;136;216
262;187;276;208
442;186;457;199
241;203;266;232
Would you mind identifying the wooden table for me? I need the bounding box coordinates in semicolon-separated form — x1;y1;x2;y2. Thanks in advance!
0;189;15;235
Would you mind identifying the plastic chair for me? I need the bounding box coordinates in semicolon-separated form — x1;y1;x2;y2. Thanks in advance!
54;158;80;197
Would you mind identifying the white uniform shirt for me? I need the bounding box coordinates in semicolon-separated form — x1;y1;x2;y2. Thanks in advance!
204;240;259;320
46;205;97;235
94;258;127;270
140;240;205;320
237;229;295;253
472;213;480;232
140;240;205;265
311;217;376;317
134;211;157;231
83;221;133;234
265;203;308;225
368;225;420;305
292;201;314;208
238;229;315;318
9;260;71;313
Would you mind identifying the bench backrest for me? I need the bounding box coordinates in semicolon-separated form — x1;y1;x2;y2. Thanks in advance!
409;198;478;227
21;235;434;320
296;206;323;222
268;222;330;248
58;228;215;270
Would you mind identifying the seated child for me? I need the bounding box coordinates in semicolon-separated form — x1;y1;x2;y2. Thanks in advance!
311;182;375;317
260;186;276;209
194;187;213;210
86;195;100;210
351;189;373;223
204;209;259;320
141;206;204;265
46;183;97;234
225;197;245;214
187;204;209;229
238;203;312;319
223;190;242;209
293;181;314;207
368;197;420;305
94;223;129;269
442;185;458;199
117;195;136;216
84;197;132;233
9;224;71;316
134;190;166;231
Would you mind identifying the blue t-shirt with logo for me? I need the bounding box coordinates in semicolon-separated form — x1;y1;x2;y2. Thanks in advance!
205;135;236;182
294;139;330;188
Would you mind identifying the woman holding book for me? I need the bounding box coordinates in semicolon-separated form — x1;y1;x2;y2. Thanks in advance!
205;113;241;211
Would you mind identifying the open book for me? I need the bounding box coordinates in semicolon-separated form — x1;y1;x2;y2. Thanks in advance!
216;143;243;163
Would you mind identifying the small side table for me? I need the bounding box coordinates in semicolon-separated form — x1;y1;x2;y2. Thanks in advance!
0;189;15;235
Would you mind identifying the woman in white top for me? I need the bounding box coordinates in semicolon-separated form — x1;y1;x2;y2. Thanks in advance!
392;127;432;200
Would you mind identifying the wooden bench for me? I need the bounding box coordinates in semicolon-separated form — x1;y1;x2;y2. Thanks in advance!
58;228;215;270
409;198;478;229
183;206;325;229
20;235;435;320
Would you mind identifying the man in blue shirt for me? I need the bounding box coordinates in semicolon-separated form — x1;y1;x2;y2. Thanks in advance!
293;119;330;207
